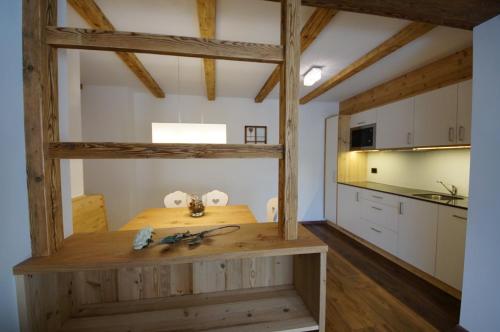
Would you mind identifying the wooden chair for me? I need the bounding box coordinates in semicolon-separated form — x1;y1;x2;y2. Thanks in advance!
164;191;189;208
267;197;278;222
202;190;229;206
72;194;108;233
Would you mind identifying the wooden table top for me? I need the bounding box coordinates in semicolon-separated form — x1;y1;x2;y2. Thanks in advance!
120;205;258;231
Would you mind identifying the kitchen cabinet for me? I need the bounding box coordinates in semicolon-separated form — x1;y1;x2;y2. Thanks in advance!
435;206;467;290
397;198;439;275
324;116;338;222
457;80;472;145
414;85;458;147
350;109;377;128
337;184;362;236
376;98;415;149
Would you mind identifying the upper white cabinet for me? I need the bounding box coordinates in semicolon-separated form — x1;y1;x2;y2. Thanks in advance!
414;85;458;147
435;206;468;290
396;198;439;275
337;184;362;236
350;109;377;128
376;98;414;149
457;80;472;145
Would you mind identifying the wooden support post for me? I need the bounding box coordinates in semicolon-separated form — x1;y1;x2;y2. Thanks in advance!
278;0;300;240
23;0;63;256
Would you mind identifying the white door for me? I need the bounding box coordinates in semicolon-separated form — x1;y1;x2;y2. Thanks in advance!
376;98;415;149
324;116;338;222
414;84;458;147
397;198;439;275
435;206;467;290
337;184;362;236
457;80;472;145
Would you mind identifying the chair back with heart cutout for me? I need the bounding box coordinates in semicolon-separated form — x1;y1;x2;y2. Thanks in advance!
266;197;278;222
163;191;189;208
202;190;229;207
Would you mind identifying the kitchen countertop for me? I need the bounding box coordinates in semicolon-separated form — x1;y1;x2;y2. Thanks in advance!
338;181;468;210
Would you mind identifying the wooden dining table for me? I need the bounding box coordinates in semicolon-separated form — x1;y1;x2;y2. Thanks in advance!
120;205;258;231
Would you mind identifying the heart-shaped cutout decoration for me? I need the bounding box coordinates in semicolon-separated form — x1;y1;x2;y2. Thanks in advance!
174;199;182;205
212;199;220;204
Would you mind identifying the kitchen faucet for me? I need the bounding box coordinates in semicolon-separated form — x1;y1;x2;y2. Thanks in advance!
437;180;458;197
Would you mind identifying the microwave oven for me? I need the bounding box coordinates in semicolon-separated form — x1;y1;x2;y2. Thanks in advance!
350;124;376;150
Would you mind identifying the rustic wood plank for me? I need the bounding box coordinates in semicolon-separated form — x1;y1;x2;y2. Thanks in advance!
72;195;108;233
48;142;284;159
13;224;327;274
255;8;337;103
340;47;473;115
46;26;284;64
196;0;216;100
23;0;63;256
67;0;164;98
278;0;301;240
300;22;436;104
265;0;500;30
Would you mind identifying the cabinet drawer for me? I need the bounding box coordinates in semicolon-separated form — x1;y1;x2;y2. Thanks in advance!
360;189;401;208
360;219;398;256
360;199;399;232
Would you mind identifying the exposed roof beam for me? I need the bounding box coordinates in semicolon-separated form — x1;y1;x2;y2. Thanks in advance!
255;8;337;103
300;22;435;104
265;0;500;30
67;0;165;98
46;27;283;63
196;0;216;101
340;47;472;114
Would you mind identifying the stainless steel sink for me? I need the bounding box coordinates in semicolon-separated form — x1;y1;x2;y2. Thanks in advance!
413;193;464;201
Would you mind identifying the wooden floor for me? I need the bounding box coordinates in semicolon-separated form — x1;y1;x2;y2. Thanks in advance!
304;222;461;332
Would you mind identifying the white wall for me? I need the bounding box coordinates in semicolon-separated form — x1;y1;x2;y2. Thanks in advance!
460;15;500;330
365;149;471;195
0;2;31;331
81;86;338;229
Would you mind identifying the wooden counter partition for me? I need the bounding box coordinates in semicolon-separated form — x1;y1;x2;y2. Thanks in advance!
14;223;327;332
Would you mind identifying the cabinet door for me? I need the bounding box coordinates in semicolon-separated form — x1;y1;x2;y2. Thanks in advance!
350;109;377;128
435;206;467;290
414;85;458;147
397;198;439;275
376;98;414;149
457;80;472;145
324;116;338;222
337;185;362;237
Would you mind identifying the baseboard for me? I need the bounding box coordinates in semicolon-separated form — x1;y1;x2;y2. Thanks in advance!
325;220;462;300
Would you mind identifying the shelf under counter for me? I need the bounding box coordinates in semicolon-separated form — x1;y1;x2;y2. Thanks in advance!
338;181;468;210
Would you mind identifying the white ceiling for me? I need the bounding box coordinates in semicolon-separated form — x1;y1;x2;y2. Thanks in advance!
68;0;472;103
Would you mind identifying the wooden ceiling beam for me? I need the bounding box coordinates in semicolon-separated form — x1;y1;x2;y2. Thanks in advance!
265;0;500;30
255;8;337;103
300;21;435;104
340;47;472;115
67;0;165;98
46;27;284;64
196;0;216;101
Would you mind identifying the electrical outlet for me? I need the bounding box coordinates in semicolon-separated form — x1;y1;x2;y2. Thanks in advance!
371;168;378;174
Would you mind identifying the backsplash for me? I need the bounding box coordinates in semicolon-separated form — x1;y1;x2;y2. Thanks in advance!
366;149;471;196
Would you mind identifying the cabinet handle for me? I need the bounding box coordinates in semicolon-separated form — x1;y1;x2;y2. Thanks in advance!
448;127;455;142
370;227;382;233
452;214;467;221
372;195;383;200
407;132;412;145
355;192;359;202
459;126;465;142
398;202;403;215
371;206;383;211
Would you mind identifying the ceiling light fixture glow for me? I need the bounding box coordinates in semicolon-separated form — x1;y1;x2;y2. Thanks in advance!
303;67;322;87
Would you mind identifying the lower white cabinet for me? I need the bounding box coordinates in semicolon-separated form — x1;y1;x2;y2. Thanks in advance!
435;206;468;290
337;185;362;236
397;198;439;275
360;218;398;256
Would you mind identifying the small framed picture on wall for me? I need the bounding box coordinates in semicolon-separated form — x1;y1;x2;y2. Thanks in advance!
244;126;267;144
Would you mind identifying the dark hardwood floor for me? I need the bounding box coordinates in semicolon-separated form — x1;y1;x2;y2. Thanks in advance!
304;222;461;332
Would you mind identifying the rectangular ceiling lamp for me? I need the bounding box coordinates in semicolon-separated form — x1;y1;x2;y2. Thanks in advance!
152;123;227;144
